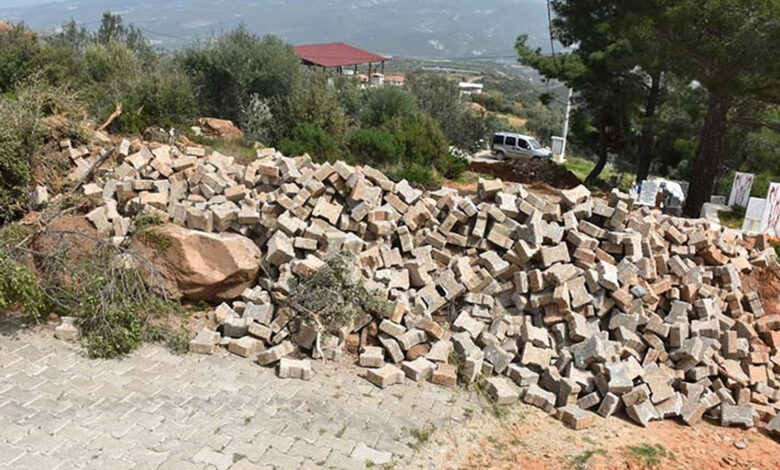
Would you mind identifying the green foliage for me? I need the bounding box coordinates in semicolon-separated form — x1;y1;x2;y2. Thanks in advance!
408;424;435;450
390;164;436;188
75;261;182;359
0;77;82;222
407;72;489;151
470;90;516;115
347;128;402;166
29;232;183;359
270;71;348;142
279;123;341;162
385;112;447;166
0;24;43;93
0;137;30;222
570;449;607;470
521;102;563;144
287;253;391;334
0;251;46;320
179;27;301;124
623;444;672;468
361;86;419;128
239;93;273;143
717;208;745;230
85;40;195;133
135;230;173;252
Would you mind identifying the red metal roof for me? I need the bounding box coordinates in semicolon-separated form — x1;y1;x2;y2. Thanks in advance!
293;42;388;68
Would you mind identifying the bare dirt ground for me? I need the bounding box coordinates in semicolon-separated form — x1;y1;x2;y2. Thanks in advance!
416;403;778;470
469;159;582;189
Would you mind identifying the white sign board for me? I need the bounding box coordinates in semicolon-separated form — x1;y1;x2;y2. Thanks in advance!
635;180;660;207
728;172;755;209
742;197;766;232
760;183;780;236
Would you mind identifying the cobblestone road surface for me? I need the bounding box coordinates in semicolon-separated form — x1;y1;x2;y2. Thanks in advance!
0;326;480;469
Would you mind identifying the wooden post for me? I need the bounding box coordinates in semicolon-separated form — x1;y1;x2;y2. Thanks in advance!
381;61;385;74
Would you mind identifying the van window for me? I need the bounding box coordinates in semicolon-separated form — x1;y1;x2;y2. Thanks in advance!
517;139;529;149
492;135;504;145
504;136;516;147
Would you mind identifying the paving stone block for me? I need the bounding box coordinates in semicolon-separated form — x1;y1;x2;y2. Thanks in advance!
365;364;405;388
277;357;313;380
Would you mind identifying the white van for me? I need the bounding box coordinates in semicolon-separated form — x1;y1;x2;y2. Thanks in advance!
491;132;552;161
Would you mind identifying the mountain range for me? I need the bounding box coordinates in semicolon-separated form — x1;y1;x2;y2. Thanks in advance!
0;0;552;59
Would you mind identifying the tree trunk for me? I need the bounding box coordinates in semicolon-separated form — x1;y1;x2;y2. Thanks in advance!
635;72;662;182
585;120;609;186
682;91;733;218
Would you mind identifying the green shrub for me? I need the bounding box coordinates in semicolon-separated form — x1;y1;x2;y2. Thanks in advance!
361;86;419;128
0;77;80;222
407;72;489;151
269;71;348;143
437;150;470;180
0;24;43;93
178;27;300;124
31;233;183;359
279;123;341;162
347;128;402;166
0;137;30;222
0;251;46;320
391;163;437;188
85;40;195;133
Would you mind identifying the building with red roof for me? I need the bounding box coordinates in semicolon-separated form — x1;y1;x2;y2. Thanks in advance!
293;42;389;75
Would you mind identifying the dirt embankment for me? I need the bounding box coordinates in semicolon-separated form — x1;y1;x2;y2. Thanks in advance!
470;159;582;189
419;404;778;470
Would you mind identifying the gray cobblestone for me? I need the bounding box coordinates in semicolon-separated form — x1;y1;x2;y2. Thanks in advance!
0;327;479;469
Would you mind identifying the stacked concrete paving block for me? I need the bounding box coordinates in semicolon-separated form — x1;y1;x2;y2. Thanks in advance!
66;139;780;430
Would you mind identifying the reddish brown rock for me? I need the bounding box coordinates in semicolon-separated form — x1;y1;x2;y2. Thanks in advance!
132;224;261;301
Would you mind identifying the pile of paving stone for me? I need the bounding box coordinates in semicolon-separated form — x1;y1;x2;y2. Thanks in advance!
53;137;780;433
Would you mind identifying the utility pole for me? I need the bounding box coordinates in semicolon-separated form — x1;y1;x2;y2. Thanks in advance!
560;87;573;161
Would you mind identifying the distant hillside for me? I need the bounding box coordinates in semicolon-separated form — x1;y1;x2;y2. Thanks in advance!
0;0;552;58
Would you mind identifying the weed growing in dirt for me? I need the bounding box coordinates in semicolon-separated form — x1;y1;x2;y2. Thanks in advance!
467;374;512;419
623;443;672;468
135;230;173;252
133;212;162;230
408;424;435;450
570;448;607;470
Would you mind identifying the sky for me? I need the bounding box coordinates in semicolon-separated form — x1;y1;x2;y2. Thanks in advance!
0;0;61;6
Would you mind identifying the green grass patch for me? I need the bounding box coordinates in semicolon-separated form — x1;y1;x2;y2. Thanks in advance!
570;449;607;470
718;208;745;229
563;156;633;191
135;229;173;252
452;170;494;185
408;424;435;450
623;443;673;468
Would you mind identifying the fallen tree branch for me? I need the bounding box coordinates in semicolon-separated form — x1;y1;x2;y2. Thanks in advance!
97;102;122;132
69;146;115;196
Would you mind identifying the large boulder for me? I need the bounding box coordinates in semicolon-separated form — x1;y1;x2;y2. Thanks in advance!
197;117;244;140
132;224;261;301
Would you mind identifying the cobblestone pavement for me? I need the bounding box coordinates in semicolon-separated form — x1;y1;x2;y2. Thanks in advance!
0;326;481;470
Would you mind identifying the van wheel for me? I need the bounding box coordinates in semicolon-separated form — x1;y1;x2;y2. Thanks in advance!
495;151;506;161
